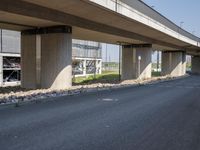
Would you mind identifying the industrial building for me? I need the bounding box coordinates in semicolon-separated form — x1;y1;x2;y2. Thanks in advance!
0;30;21;86
72;39;102;77
0;29;102;86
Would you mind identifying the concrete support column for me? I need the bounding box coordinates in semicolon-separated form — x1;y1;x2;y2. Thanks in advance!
41;33;72;89
161;51;186;76
21;26;72;89
21;34;38;89
136;47;152;79
182;52;187;75
0;55;3;86
192;56;200;74
122;46;135;80
122;44;152;80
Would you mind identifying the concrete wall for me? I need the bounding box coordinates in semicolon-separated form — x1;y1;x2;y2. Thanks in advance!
192;56;200;74
162;51;186;76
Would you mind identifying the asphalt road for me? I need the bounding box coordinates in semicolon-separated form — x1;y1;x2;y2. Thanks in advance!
1;75;200;150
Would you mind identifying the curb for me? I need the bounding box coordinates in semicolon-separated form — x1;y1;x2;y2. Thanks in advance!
0;75;190;109
145;74;189;85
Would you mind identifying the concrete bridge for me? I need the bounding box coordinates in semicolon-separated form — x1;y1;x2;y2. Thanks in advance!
0;0;200;89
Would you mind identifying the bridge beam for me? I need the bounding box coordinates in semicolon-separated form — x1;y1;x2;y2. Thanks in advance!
122;44;152;80
21;26;72;89
161;51;186;77
192;56;200;74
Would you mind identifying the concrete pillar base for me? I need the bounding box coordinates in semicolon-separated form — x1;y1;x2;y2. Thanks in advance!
122;44;152;80
192;56;200;74
161;51;186;77
21;26;72;90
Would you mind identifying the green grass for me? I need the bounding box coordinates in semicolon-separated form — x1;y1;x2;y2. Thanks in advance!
152;71;161;77
73;71;120;85
73;71;163;85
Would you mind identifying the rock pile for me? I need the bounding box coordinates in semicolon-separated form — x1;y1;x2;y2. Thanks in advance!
0;76;181;105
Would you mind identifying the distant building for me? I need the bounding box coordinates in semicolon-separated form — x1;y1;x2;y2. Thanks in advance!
72;39;102;77
0;30;21;86
0;29;102;86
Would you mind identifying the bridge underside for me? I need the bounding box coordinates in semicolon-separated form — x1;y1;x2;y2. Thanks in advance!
0;0;199;89
0;0;199;52
0;12;178;51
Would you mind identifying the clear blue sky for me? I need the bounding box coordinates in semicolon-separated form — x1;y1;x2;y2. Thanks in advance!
102;0;200;62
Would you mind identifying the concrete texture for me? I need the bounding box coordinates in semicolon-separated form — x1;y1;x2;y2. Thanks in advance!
41;33;72;89
162;51;186;76
0;56;3;86
182;52;187;75
21;26;72;90
122;46;152;80
136;48;152;79
121;47;135;80
192;56;200;74
1;75;200;150
21;34;37;89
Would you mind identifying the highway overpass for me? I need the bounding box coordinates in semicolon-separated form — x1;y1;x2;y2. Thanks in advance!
0;0;200;89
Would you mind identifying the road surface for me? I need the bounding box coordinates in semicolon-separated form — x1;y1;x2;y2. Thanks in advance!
1;75;200;150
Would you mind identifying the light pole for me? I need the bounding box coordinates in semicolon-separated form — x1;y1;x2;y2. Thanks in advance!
180;21;184;28
138;56;141;80
115;0;118;12
118;45;121;81
151;5;155;9
106;43;108;71
178;21;184;35
157;51;159;72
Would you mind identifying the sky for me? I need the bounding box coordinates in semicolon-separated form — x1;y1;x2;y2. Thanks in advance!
102;0;200;62
143;0;200;36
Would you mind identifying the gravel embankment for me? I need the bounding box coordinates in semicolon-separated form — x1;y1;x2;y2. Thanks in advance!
0;76;185;105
